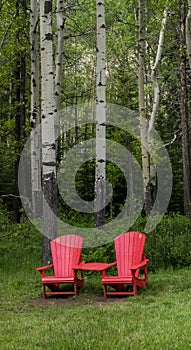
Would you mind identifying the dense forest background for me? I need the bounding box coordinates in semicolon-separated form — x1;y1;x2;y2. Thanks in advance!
0;0;191;261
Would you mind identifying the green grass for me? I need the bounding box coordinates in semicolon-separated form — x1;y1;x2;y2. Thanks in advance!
1;237;191;349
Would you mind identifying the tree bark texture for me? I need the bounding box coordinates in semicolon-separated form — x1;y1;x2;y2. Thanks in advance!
40;0;57;264
13;0;26;222
55;0;66;139
138;0;152;215
180;0;191;216
94;0;106;227
30;0;41;217
148;8;168;205
42;172;57;265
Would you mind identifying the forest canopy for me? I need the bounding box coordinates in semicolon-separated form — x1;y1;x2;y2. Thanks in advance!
0;1;190;252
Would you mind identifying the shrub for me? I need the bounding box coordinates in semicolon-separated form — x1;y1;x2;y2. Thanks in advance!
1;210;191;272
82;214;191;272
145;214;191;271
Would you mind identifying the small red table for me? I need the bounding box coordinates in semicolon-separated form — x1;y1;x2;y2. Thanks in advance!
73;261;116;277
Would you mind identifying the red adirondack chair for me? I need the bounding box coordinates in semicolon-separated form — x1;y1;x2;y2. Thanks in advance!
102;232;149;298
36;234;84;298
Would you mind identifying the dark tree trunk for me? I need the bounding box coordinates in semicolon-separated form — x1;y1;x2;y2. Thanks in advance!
180;1;191;216
13;1;26;222
42;172;57;265
94;178;105;228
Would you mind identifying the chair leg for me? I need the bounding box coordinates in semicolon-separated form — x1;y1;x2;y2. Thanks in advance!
74;282;77;296
144;266;148;284
133;283;137;296
42;283;46;298
103;284;107;299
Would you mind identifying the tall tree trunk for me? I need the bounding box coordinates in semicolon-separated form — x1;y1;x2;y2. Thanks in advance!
13;0;26;223
55;0;66;140
30;0;41;218
138;0;152;215
186;0;191;67
148;8;168;205
40;0;57;264
180;0;191;216
94;0;106;227
148;9;168;138
124;135;134;216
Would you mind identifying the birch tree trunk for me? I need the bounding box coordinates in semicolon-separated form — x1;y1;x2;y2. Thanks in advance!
55;0;66;139
138;0;151;215
94;0;106;227
40;0;57;264
147;8;168;201
180;0;191;216
139;3;169;215
148;9;168;140
30;0;41;218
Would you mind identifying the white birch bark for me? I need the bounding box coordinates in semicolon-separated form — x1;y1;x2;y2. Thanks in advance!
148;8;168;141
30;0;41;217
138;0;150;214
40;0;56;177
148;8;168;186
40;0;57;262
139;2;168;214
95;0;106;227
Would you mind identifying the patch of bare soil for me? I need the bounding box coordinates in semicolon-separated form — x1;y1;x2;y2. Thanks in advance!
29;295;126;307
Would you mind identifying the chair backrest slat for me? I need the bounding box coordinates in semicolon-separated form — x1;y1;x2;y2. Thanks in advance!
50;234;83;277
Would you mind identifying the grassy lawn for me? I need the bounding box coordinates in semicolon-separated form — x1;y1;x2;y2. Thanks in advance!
1;239;191;349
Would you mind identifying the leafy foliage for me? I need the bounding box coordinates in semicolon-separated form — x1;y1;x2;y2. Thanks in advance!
146;214;191;270
1;207;191;272
0;0;190;220
82;214;191;272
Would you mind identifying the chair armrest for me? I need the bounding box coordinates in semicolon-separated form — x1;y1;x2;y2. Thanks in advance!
103;261;117;270
72;262;85;281
36;264;54;272
36;264;54;278
130;259;149;271
73;261;86;270
101;262;117;278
